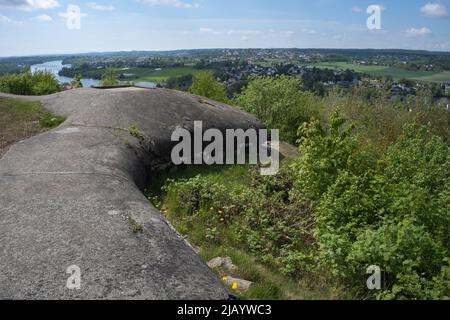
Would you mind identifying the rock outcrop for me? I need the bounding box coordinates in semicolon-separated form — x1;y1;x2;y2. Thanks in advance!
0;88;262;299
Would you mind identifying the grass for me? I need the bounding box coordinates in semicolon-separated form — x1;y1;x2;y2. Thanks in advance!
0;98;65;158
310;62;450;83
200;244;339;300
145;164;340;300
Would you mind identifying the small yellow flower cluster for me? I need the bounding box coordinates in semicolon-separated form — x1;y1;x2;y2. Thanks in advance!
222;277;239;291
210;207;226;222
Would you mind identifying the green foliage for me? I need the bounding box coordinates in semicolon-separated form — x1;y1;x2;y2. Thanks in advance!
236;75;322;144
39;113;65;128
297;116;450;299
71;74;83;88
189;71;230;104
160;165;316;279
158;114;448;300
126;124;145;140
100;68;119;86
0;70;60;96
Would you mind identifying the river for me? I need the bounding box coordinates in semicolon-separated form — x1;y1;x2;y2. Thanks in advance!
30;61;158;89
30;60;100;87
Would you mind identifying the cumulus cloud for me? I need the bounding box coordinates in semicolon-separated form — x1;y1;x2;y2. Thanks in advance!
405;27;432;37
0;0;59;10
86;2;114;11
420;2;448;17
138;0;199;9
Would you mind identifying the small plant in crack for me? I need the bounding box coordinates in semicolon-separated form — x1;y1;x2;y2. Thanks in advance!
127;124;145;140
128;217;144;234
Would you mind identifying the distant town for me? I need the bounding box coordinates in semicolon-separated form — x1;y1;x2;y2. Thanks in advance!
1;48;449;107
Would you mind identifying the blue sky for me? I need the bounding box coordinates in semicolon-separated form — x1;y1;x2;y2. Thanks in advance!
0;0;449;56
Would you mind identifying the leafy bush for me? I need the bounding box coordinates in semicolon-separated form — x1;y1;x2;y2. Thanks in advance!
297;115;450;299
161;165;316;278
71;74;83;88
100;68;119;86
237;75;323;144
0;70;60;96
189;71;230;104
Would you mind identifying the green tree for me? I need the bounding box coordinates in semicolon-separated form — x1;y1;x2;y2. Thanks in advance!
189;71;229;104
71;74;83;88
100;68;119;86
237;75;322;144
0;70;59;95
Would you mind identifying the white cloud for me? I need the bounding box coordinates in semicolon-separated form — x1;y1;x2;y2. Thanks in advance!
86;2;114;11
200;28;264;38
0;0;60;10
138;0;199;9
0;14;22;24
405;27;432;37
35;13;52;21
300;28;317;35
420;3;448;18
0;14;13;23
286;30;295;36
199;27;213;33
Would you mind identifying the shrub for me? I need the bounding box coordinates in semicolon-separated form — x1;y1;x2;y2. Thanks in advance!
237;75;322;144
297;116;450;299
100;68;119;86
0;70;60;96
189;71;230;104
161;165;315;277
71;74;83;88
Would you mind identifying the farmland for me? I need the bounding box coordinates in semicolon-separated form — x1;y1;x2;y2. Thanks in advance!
311;62;450;83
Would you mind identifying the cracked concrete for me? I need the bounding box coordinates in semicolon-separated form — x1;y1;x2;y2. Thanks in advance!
0;88;263;300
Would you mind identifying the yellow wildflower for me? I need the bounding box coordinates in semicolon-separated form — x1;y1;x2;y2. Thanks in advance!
232;282;238;290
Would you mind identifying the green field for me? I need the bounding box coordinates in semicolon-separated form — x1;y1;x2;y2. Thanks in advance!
129;67;208;83
311;62;450;83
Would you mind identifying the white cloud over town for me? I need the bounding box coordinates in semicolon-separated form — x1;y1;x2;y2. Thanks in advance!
420;2;448;18
86;2;115;11
0;0;59;11
405;26;432;37
138;0;199;9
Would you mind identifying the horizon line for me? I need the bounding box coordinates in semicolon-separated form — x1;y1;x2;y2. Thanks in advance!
1;47;450;59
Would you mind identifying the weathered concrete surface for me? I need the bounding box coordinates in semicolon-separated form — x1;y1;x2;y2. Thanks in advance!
0;88;262;300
